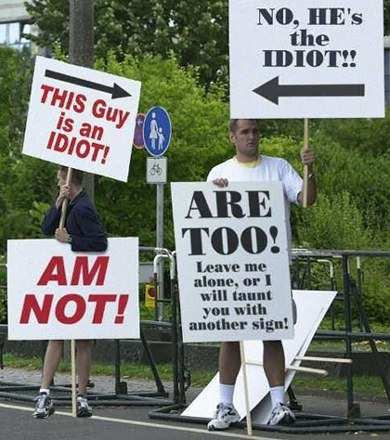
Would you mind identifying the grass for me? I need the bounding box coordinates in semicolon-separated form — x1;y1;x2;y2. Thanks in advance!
2;353;387;399
293;375;387;401
309;339;390;352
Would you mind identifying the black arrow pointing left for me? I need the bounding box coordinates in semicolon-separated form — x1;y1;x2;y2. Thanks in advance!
45;69;131;99
253;76;365;105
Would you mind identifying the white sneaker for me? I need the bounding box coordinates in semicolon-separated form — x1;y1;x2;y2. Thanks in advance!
207;403;240;431
33;392;55;419
76;396;92;417
267;403;295;425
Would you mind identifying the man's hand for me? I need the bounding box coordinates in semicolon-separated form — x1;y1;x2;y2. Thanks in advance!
300;147;315;166
212;178;229;188
298;147;317;207
55;185;70;209
55;228;71;244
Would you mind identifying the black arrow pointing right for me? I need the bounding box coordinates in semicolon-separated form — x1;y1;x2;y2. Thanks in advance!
253;76;365;105
45;69;131;99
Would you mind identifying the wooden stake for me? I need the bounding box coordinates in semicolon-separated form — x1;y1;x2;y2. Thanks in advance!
59;168;73;229
246;361;328;376
59;167;77;417
296;356;352;364
71;339;77;417
239;342;253;436
303;118;309;208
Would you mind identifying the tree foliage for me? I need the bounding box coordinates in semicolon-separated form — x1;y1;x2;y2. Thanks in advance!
93;54;229;246
386;0;390;34
25;0;228;86
25;0;390;92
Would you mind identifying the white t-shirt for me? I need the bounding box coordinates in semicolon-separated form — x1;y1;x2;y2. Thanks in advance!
207;155;302;247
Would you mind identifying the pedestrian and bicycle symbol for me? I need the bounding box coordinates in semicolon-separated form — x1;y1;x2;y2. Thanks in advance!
143;106;172;157
146;157;167;184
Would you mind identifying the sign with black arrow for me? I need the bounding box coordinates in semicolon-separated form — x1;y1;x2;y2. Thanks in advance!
23;56;141;181
253;77;365;105
229;0;384;118
45;69;132;99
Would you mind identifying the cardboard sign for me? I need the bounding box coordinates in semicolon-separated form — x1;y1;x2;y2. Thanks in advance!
182;290;337;421
23;56;141;181
229;0;384;118
171;182;293;343
7;238;139;340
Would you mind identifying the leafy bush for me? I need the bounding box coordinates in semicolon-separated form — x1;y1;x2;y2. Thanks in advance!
296;192;373;250
94;54;229;248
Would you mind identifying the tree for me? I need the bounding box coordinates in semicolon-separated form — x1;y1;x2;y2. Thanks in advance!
0;47;55;249
385;0;390;34
25;0;228;87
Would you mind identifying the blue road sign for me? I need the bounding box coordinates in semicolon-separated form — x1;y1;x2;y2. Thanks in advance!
143;106;172;157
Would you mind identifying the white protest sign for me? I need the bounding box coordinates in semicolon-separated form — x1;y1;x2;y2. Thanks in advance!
230;0;384;119
171;182;293;343
22;56;141;181
7;237;139;340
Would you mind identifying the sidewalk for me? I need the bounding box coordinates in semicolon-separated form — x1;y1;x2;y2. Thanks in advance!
0;365;163;396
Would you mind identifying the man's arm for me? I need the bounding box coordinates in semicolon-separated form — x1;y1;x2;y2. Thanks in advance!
297;148;317;207
42;206;61;235
69;206;108;252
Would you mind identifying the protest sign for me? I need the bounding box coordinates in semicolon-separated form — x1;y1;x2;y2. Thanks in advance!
171;182;293;343
7;237;139;340
229;0;384;118
22;56;141;181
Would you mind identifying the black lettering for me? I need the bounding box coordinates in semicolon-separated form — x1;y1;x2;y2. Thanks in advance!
211;227;239;255
182;228;210;255
247;191;271;217
185;192;214;219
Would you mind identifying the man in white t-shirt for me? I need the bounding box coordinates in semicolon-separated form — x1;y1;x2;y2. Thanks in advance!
207;119;316;431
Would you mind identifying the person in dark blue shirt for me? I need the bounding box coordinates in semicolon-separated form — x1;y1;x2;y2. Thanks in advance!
34;166;107;419
42;167;107;252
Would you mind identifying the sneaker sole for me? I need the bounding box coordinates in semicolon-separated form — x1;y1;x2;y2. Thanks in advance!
280;415;295;425
207;425;228;432
268;414;295;426
207;419;240;431
33;407;55;419
77;409;92;418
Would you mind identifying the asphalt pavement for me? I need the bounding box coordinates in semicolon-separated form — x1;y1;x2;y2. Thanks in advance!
0;367;389;440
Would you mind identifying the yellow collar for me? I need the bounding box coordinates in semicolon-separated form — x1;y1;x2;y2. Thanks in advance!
233;156;261;168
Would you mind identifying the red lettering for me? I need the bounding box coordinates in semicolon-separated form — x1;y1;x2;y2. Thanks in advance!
40;85;86;112
88;294;116;324
19;294;53;324
55;294;86;324
71;256;109;286
37;257;67;285
40;84;54;103
74;93;87;113
115;294;129;324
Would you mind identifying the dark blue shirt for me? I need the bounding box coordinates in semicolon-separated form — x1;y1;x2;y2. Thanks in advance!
42;190;108;252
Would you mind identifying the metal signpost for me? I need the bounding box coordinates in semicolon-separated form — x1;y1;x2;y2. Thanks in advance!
143;106;172;320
